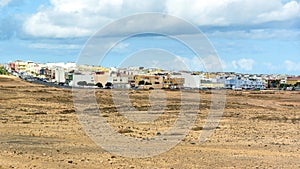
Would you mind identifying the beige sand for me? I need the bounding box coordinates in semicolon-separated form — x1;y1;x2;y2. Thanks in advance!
0;76;299;168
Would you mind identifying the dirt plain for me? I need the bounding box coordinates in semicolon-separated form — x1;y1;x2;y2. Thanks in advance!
0;75;299;169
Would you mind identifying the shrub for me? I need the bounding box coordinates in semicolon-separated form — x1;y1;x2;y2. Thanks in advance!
138;80;145;85
0;66;8;75
77;81;87;86
96;82;103;88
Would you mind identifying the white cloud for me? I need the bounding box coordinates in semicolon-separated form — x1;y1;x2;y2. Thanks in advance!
23;11;95;38
23;0;164;38
257;1;300;22
0;0;11;8
0;0;11;7
284;60;300;72
231;58;255;71
165;0;300;26
23;0;300;38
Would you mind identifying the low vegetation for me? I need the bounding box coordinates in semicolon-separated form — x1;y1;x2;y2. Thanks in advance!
0;66;8;75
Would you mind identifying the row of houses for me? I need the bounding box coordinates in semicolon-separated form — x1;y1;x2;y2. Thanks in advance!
7;60;77;83
5;60;300;90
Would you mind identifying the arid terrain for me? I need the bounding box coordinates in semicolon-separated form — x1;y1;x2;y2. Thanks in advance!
0;75;299;169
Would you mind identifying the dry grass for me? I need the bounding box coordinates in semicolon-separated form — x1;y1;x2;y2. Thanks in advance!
0;76;299;168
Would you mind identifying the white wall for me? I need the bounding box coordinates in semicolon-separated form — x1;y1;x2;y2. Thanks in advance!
71;73;94;87
171;73;200;88
54;67;66;83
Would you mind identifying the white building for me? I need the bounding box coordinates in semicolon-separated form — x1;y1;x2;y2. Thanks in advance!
70;72;95;87
26;61;43;76
225;76;263;89
52;67;66;83
171;72;201;88
112;76;130;89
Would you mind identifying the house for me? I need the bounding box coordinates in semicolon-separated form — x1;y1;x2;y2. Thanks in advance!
39;67;52;80
225;76;263;89
26;62;43;76
225;77;239;89
112;76;130;89
200;78;224;89
267;79;281;88
12;60;27;73
93;71;110;87
171;72;199;88
134;75;163;89
163;77;185;89
70;72;95;87
49;66;66;83
286;76;300;86
8;62;16;72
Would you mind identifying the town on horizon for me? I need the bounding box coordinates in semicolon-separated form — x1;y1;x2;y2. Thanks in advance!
2;59;300;76
1;60;300;91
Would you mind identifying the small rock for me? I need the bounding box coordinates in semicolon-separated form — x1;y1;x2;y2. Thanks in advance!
68;160;73;164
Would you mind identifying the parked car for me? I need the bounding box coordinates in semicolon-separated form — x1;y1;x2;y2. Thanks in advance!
286;87;294;91
232;86;242;91
58;82;65;86
26;78;35;82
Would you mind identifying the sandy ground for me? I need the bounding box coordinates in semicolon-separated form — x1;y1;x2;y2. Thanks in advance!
0;75;299;169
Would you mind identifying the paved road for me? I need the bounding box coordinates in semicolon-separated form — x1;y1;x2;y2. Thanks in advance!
25;79;72;89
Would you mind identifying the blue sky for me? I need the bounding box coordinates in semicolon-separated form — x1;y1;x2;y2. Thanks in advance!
0;0;299;75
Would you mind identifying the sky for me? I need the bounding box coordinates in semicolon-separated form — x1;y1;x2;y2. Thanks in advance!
0;0;299;75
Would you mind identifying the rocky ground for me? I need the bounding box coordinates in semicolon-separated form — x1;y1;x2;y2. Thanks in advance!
0;75;299;169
